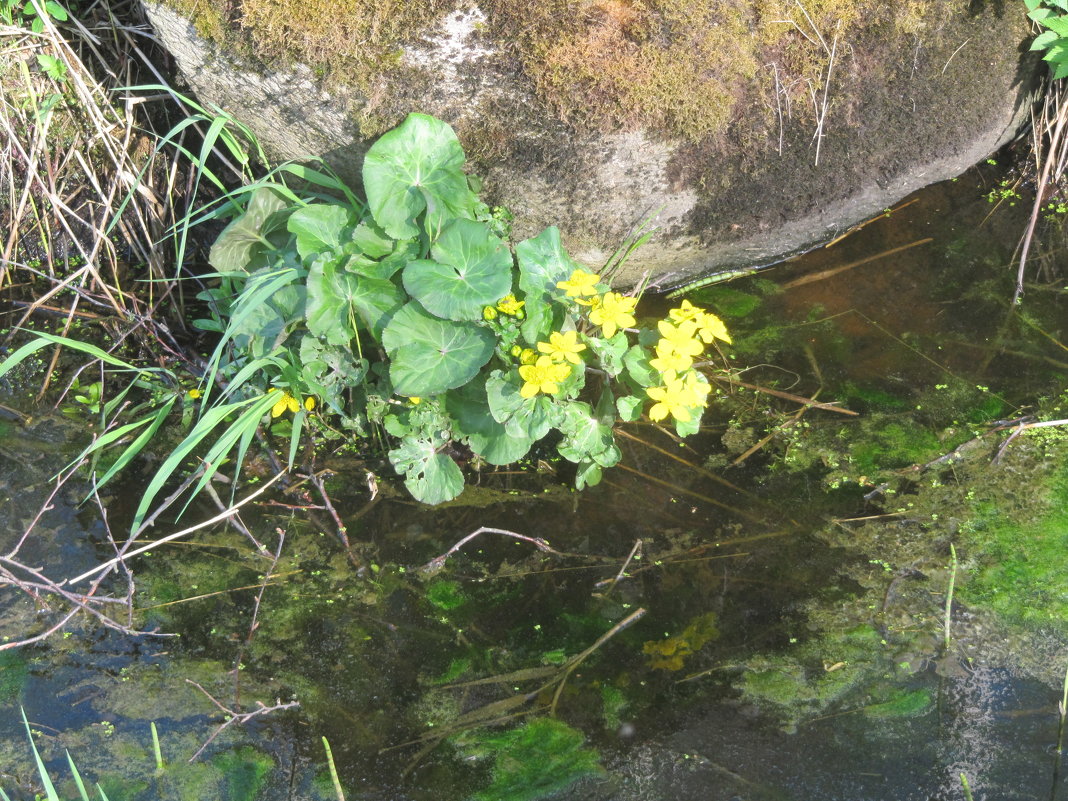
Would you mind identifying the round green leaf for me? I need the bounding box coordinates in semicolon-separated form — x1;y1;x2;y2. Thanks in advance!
446;384;534;465
306;254;404;343
383;303;494;396
362;113;475;240
402;219;513;321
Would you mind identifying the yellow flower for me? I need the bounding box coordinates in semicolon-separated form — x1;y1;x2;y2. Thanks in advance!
304;396;316;411
588;291;638;338
646;374;694;423
482;305;499;321
649;341;693;374
668;300;705;324
408;396;422;405
496;294;525;316
519;348;537;365
270;390;300;418
518;356;572;398
696;312;732;345
681;370;711;408
556;269;600;299
537;330;587;365
187;388;202;400
657;319;704;358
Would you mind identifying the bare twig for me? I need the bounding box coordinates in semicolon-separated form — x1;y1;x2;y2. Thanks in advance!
185;679;299;762
66;472;285;586
231;528;285;705
593;539;642;596
421;526;564;574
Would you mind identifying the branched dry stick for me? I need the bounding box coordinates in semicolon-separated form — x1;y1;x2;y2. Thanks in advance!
185;679;299;762
420;526;565;574
592;539;642;597
66;472;285;586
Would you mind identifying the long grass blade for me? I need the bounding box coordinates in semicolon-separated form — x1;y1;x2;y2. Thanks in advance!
183;394;277;513
66;750;91;801
200;268;300;406
130;392;276;533
21;708;60;801
0;333;165;381
90;396;178;490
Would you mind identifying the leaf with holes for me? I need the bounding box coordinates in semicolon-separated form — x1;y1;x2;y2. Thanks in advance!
389;436;465;504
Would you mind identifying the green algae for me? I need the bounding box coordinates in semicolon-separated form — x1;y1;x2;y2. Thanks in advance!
958;446;1068;627
426;579;468;611
458;718;604;801
214;746;274;801
0;649;28;702
739;624;899;731
862;687;933;719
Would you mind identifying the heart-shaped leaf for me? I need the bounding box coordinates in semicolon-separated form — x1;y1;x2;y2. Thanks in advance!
362;113;476;239
446;383;534;465
402;219;513;321
383;302;494;396
287;203;353;260
485;374;559;440
306;253;405;344
209;186;289;272
515;227;580;343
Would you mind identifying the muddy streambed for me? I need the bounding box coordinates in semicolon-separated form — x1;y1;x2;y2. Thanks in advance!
2;159;1068;800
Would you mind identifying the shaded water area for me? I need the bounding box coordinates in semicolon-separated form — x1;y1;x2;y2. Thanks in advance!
3;158;1068;801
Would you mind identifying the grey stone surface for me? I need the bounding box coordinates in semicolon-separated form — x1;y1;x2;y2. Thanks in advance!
143;1;1038;288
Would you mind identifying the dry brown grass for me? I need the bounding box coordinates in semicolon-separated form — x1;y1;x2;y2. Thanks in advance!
0;0;251;356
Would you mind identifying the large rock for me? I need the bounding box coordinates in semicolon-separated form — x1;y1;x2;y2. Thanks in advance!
142;0;1036;288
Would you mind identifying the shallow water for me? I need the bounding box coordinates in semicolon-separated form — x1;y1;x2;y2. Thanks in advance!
2;158;1068;800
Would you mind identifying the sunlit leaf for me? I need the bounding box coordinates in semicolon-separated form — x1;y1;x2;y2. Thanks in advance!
402;219;512;321
208;186;289;272
382;302;494;396
362;113;475;239
287;203;353;260
306;253;404;344
516;227;581;342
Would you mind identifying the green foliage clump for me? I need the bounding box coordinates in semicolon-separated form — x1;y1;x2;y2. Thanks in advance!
0;0;69;33
1026;0;1068;79
197;113;731;504
0;113;733;516
459;718;605;801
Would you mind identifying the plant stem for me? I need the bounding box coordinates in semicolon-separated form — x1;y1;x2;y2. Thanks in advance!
323;737;346;801
944;544;958;650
